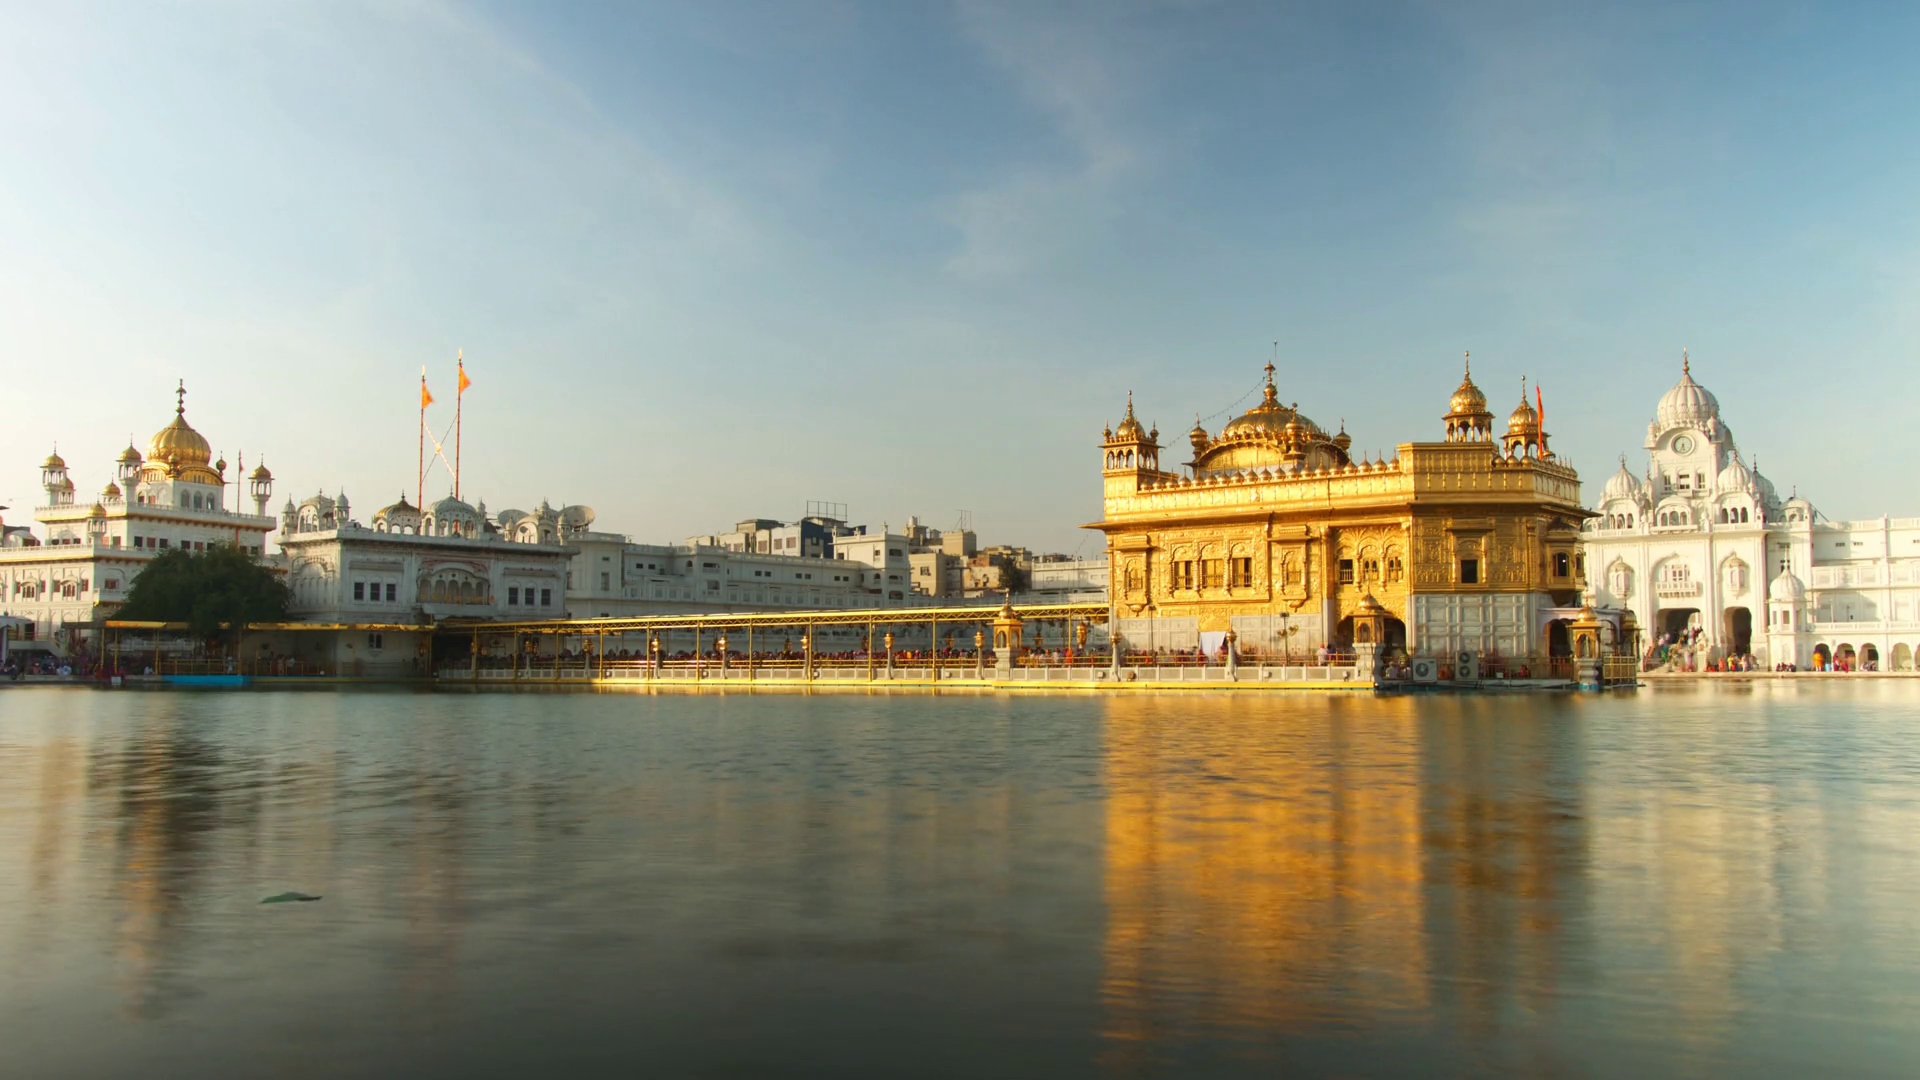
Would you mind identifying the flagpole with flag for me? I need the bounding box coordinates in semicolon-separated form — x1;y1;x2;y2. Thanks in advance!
1536;382;1545;452
419;367;435;510
455;350;471;501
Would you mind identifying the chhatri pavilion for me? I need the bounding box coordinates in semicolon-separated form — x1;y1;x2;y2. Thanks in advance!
1088;359;1589;671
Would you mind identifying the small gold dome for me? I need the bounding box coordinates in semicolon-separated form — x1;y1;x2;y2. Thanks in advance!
118;443;143;465
103;480;122;498
1114;392;1146;440
42;449;66;469
89;501;107;518
1450;375;1487;414
250;462;272;481
1507;395;1539;434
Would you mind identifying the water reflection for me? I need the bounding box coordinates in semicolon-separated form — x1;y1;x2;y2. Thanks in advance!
1;685;1918;1077
1098;695;1431;1048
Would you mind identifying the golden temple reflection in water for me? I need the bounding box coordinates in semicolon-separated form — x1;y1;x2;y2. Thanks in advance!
1096;694;1432;1043
1095;694;1595;1053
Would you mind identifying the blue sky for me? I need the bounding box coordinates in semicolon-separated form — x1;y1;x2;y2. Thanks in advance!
2;1;1915;553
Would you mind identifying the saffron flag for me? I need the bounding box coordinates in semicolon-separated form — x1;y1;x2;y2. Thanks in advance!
458;363;472;394
1536;384;1544;433
421;377;434;409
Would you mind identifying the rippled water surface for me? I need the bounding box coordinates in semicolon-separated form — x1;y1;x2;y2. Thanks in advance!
4;683;1920;1078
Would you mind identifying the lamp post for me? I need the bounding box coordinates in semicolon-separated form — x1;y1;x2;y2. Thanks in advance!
883;631;894;679
801;632;811;681
648;635;660;681
974;630;985;680
717;635;728;677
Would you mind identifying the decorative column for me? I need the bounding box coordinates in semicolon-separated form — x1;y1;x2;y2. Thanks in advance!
992;598;1022;678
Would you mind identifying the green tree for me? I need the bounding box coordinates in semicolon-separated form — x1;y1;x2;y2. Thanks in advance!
993;555;1029;595
114;545;291;645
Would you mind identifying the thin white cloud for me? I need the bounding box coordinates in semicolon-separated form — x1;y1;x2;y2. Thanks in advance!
941;0;1160;278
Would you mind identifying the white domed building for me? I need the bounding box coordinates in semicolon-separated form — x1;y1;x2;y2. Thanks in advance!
1585;355;1920;672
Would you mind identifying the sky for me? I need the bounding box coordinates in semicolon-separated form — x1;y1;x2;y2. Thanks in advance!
2;0;1916;554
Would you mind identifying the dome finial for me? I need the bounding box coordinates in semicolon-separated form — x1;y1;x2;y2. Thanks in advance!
1463;349;1470;377
176;379;186;416
1682;347;1689;376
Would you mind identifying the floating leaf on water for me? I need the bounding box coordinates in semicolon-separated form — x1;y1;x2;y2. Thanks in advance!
260;892;322;904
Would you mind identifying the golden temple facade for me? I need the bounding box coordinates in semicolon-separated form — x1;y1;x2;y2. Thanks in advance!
1088;359;1588;669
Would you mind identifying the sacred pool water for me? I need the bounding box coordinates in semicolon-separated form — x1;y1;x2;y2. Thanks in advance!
3;683;1918;1078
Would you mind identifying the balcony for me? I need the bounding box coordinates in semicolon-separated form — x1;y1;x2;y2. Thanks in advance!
1655;582;1702;599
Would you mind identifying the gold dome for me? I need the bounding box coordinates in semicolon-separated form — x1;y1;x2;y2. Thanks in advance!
249;462;272;481
144;381;221;482
117;443;143;465
1220;364;1325;440
102;480;122;498
149;413;212;467
1507;395;1539;434
1448;359;1488;414
89;501;107;518
42;449;66;469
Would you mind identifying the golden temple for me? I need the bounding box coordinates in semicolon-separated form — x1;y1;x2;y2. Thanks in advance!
1089;357;1588;671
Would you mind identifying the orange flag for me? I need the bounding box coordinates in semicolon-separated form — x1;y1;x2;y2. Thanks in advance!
458;362;472;394
421;375;434;409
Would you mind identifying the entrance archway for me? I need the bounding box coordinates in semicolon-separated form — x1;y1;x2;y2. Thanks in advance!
1548;620;1572;659
1722;607;1752;656
1659;608;1701;644
1835;644;1857;671
1894;643;1914;672
1862;643;1879;671
1383;617;1407;652
1813;643;1831;670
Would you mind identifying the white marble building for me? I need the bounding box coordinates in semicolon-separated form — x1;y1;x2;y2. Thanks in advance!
0;384;276;659
1583;357;1920;671
267;491;575;674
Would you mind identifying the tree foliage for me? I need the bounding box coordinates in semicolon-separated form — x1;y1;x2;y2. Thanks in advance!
114;545;291;644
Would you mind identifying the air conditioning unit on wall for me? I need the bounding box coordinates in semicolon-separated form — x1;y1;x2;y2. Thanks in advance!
1455;652;1479;681
1410;657;1439;683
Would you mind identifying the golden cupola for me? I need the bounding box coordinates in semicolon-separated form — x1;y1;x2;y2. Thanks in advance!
1101;393;1162;474
1443;353;1494;442
1501;378;1549;459
143;380;223;484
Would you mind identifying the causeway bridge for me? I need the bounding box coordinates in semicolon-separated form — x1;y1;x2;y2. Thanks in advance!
436;601;1372;691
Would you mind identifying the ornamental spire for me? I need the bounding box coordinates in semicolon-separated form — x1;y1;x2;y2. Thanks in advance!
176;379;187;416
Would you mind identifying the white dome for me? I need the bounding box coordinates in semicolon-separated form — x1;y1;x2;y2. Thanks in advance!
1769;569;1806;602
1656;358;1720;430
1716;454;1754;495
1602;458;1643;502
431;495;478;520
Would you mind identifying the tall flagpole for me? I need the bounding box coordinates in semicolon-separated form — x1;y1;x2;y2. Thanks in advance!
455;349;465;501
418;366;430;511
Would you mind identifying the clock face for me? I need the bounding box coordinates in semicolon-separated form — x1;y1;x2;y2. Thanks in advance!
1672;435;1694;455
